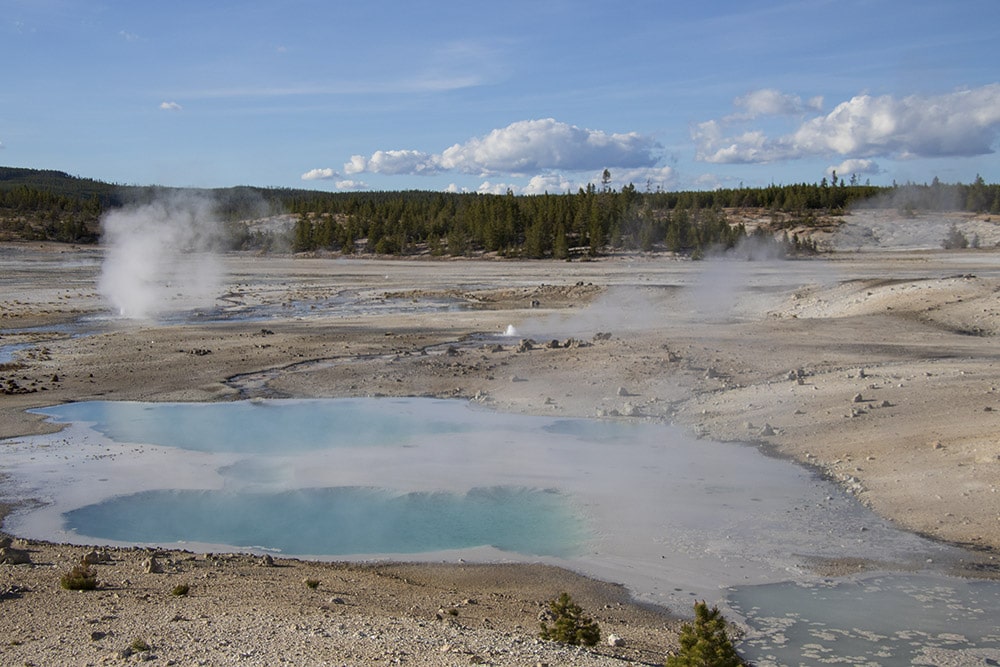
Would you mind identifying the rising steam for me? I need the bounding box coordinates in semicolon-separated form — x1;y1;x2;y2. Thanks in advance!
98;193;224;320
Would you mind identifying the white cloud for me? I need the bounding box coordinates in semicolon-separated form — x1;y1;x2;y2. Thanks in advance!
731;89;822;118
159;101;183;112
615;166;677;191
439;118;659;175
344;119;661;178
335;180;369;190
476;181;517;195
344;150;438;175
696;84;1000;165
300;167;340;181
119;30;140;42
693;120;785;164
521;173;575;195
826;159;880;179
693;173;725;190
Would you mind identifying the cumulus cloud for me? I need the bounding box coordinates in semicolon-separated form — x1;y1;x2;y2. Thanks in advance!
826;158;880;179
343;118;661;178
335;180;369;190
693;121;783;164
300;167;340;181
696;84;1000;164
730;88;822;118
439;118;660;175
159;101;183;111
344;149;439;176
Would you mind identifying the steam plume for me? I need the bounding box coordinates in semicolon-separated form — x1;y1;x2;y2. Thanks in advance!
98;193;224;320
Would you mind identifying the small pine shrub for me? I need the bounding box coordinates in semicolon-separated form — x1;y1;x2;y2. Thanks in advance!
171;584;190;596
665;601;745;667
130;638;151;653
538;592;601;647
60;563;98;591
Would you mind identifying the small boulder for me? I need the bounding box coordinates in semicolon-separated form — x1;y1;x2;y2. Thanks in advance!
607;634;626;647
82;549;112;565
0;546;31;565
622;402;641;417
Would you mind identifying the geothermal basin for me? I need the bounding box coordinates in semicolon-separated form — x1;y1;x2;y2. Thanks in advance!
3;397;999;665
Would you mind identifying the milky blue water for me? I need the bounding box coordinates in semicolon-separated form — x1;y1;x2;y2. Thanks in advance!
63;486;581;557
6;398;1000;666
728;574;1000;666
23;398;587;557
39;398;477;453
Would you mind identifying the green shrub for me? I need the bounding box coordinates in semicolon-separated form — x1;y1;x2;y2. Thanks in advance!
538;592;601;646
60;563;98;591
130;638;151;653
304;578;320;590
171;583;190;596
665;601;745;667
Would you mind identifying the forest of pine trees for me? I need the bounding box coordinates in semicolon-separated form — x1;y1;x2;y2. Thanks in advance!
2;166;998;256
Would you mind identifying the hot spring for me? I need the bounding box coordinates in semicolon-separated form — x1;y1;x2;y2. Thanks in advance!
2;397;998;664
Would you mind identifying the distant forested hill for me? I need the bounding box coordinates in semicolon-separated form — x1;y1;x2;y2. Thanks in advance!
1;166;997;257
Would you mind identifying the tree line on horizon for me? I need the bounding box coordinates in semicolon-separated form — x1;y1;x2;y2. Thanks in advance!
1;166;997;256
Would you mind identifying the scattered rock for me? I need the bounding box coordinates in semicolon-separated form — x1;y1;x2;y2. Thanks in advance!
82;549;112;565
259;554;274;567
142;557;163;574
760;423;776;436
853;393;864;403
516;339;535;353
0;546;31;565
607;634;626;647
593;332;612;341
621;402;641;417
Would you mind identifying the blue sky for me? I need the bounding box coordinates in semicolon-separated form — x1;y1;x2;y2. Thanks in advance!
2;0;999;194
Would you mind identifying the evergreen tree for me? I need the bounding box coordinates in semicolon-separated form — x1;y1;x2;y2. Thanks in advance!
538;593;601;646
665;601;745;667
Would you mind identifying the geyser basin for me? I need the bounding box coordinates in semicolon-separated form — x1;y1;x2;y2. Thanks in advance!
5;398;1000;664
1;399;966;581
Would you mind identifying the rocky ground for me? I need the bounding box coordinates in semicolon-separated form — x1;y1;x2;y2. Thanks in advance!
2;210;1000;663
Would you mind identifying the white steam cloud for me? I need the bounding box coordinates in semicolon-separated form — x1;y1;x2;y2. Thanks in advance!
98;194;224;320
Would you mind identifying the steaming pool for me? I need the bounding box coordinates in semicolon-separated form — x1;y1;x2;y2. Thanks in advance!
2;397;999;665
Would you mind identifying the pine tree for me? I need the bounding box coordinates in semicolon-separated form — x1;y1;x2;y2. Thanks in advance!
538;593;601;646
665;601;745;667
